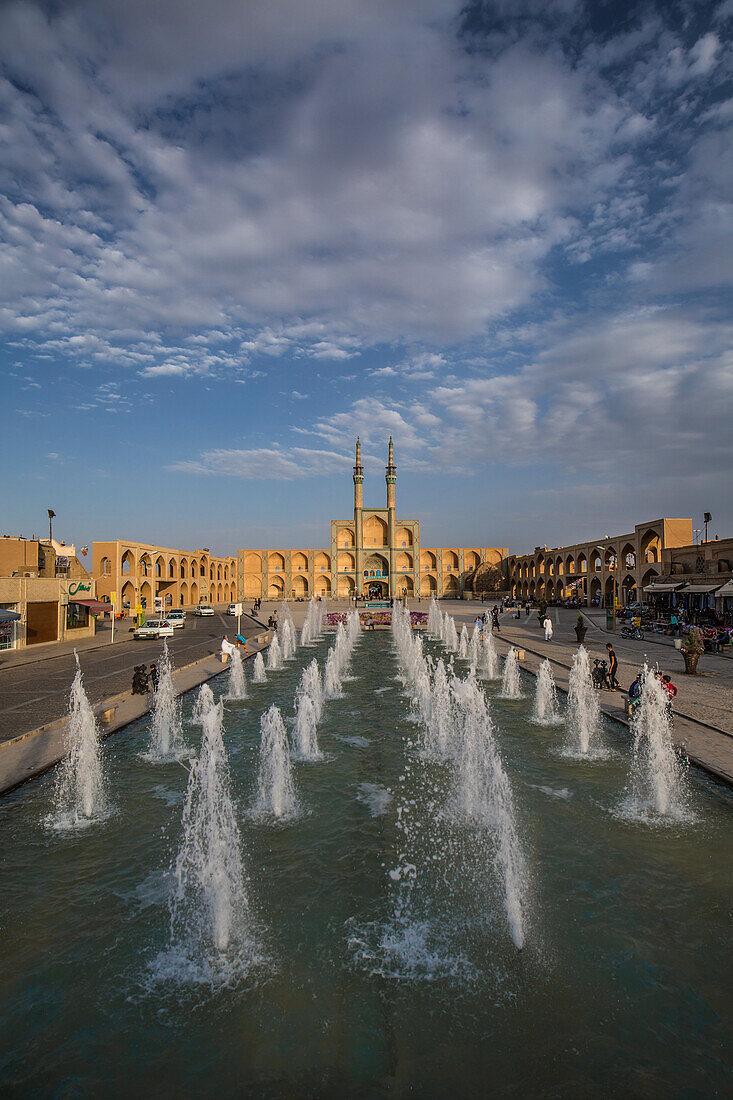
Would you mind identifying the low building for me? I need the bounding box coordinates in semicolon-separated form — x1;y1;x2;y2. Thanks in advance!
647;537;733;620
0;576;104;651
92;540;237;612
0;535;102;651
238;440;507;601
0;535;90;581
508;518;694;607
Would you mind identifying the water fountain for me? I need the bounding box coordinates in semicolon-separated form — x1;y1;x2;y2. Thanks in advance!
300;598;322;646
467;625;481;669
278;602;297;660
292;693;320;760
6;612;733;1097
427;597;442;638
226;647;247;701
443;615;459;653
148;643;186;758
450;676;526;949
252;651;267;683
500;648;522;699
192;683;215;724
168;700;252;962
622;668;689;820
532;659;562;726
254;705;298;818
458;624;469;659
479;629;500;680
566;646;603;757
428;658;454;757
50;654;108;827
266;633;283;671
323;647;342;699
299;659;324;723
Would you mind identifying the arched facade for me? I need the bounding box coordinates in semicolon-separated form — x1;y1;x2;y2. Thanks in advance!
91;540;237;611
507;518;692;607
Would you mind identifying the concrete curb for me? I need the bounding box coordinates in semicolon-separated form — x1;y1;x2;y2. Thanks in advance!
0;632;272;798
492;632;733;788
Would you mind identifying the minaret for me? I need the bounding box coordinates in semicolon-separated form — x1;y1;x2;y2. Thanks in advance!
386;437;397;598
353;437;364;598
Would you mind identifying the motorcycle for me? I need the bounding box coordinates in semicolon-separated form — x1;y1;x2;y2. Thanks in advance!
620;625;645;640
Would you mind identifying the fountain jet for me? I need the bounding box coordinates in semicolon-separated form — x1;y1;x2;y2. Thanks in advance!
532;659;562;725
252;652;267;683
500;648;522;699
254;705;297;818
566;646;602;756
148;643;185;757
50;654;108;826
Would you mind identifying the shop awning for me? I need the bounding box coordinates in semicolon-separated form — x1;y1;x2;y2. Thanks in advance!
643;583;683;593
714;581;733;597
678;583;723;594
69;598;110;613
0;609;21;622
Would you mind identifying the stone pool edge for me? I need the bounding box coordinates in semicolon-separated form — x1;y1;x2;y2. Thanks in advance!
0;631;274;797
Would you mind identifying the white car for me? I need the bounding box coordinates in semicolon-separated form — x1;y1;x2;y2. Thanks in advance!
134;619;175;640
227;604;238;616
195;604;215;616
166;609;186;629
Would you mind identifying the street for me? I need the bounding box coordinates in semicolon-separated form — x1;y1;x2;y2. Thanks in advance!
0;609;264;743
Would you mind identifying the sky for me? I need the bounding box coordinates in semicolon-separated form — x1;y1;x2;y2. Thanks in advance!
1;0;731;561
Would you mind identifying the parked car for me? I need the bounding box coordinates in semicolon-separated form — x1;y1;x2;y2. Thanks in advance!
227;603;238;616
134;619;175;640
195;604;215;616
166;609;186;629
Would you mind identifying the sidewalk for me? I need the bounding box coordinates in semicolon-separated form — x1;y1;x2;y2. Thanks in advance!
491;612;733;787
582;608;733;660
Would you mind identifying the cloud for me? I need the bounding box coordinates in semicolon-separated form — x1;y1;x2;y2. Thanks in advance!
1;0;705;360
167;446;352;480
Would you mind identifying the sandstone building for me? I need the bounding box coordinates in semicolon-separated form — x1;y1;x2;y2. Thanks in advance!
92;540;237;611
237;439;506;601
507;518;694;607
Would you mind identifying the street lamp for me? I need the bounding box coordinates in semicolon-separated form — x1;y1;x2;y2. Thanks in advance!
704;512;712;543
47;509;56;542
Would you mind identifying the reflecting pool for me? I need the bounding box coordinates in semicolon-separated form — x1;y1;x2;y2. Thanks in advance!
0;625;730;1096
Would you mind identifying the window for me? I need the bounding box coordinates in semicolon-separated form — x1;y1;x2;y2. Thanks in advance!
321;566;325;571
0;605;18;651
66;603;89;629
402;542;406;547
274;565;280;571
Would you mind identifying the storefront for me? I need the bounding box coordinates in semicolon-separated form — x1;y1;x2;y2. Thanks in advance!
0;608;21;651
0;578;101;652
678;582;723;621
715;580;733;623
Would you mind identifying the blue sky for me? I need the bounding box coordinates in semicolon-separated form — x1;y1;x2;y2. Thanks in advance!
1;0;731;560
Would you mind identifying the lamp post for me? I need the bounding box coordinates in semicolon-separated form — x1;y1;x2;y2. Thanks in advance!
47;509;56;542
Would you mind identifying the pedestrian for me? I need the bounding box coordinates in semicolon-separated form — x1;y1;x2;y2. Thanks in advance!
149;662;159;692
605;643;619;691
132;664;149;695
661;674;677;700
492;607;500;633
221;636;235;662
543;615;553;641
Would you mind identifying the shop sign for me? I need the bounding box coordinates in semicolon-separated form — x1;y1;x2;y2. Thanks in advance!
68;581;92;596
